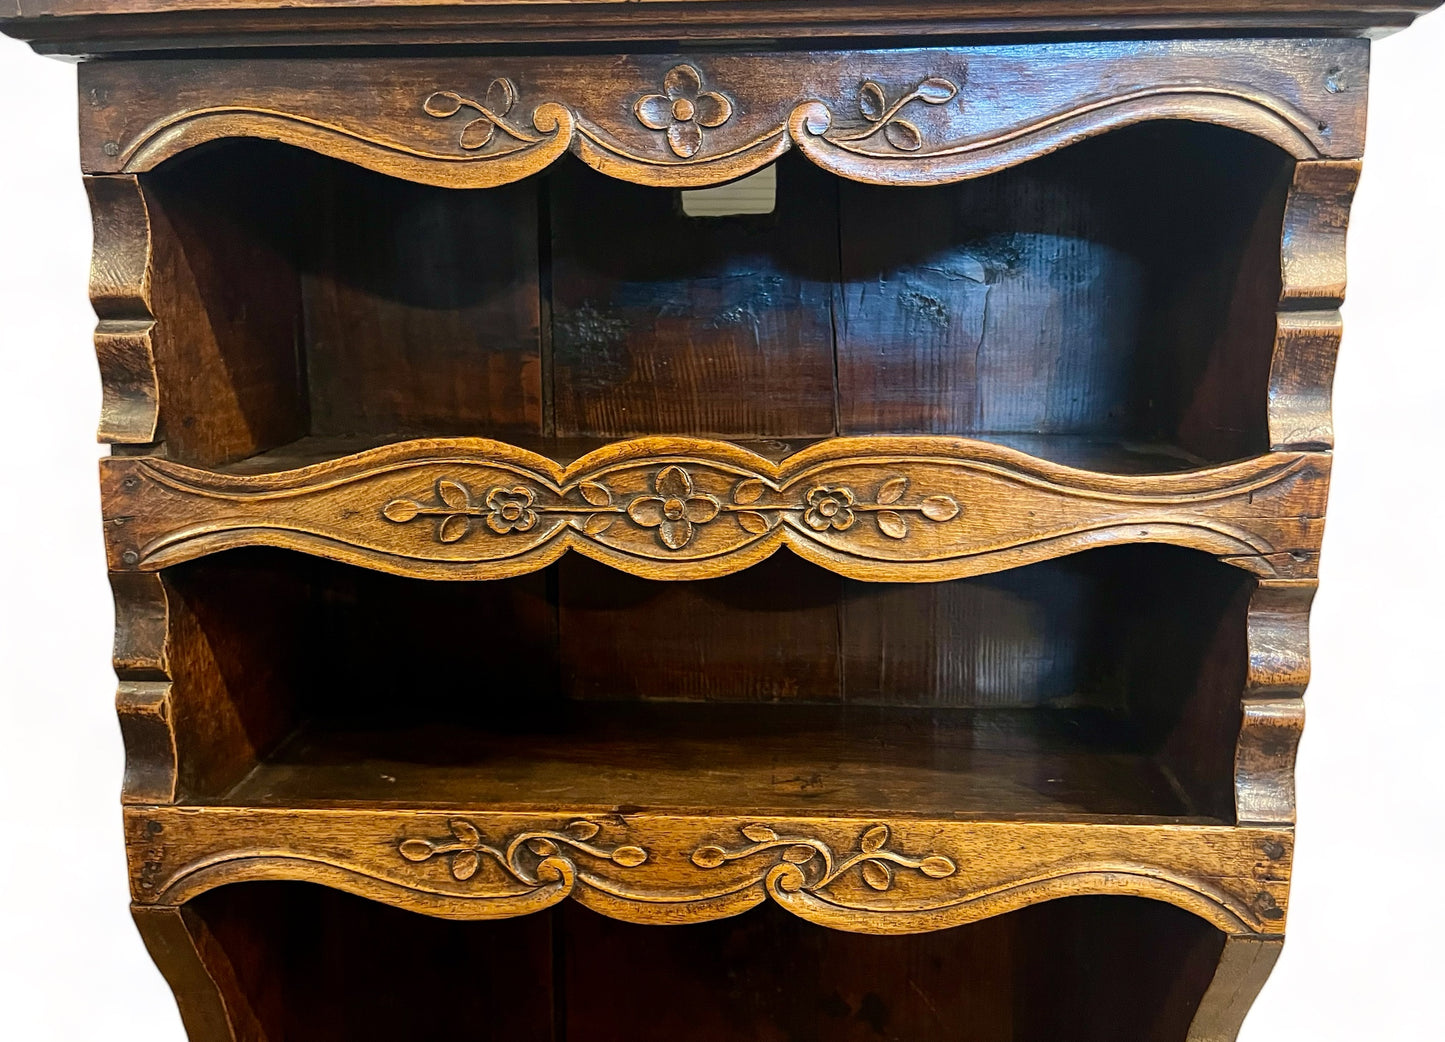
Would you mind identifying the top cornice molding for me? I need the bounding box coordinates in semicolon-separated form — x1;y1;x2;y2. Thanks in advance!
3;0;1442;57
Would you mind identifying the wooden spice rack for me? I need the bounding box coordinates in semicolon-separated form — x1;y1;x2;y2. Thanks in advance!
5;2;1438;1038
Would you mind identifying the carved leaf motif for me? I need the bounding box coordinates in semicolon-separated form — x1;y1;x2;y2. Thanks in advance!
450;820;482;845
737;511;772;535
398;839;435;862
567;820;601;841
859;81;887;122
438;480;470;510
742;824;779;843
580;481;612;506
612;846;648;867
877;476;908;505
917;77;960;104
528;838;559;856
876;511;908;539
423;91;464;117
860;824;890;853
692;845;726;869
884;119;924;152
920;856;958;879
438;514;470;543
921;495;961;522
862;860;894;891
783;845;816;864
451;849;481;881
485;77;517;115
583;514;614;536
383;499;421;523
732;478;765;505
459;118;496;151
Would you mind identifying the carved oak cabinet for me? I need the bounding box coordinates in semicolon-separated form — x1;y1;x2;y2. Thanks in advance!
4;0;1439;1038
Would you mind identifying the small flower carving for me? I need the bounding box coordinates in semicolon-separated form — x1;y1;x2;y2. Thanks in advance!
485;487;538;534
626;465;721;550
805;486;856;531
634;64;733;159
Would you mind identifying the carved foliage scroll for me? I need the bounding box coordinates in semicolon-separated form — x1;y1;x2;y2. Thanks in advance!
126;809;1292;937
100;437;1329;582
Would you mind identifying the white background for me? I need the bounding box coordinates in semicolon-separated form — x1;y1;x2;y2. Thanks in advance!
0;17;1442;1040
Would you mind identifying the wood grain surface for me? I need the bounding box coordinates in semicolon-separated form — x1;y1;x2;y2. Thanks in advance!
100;436;1328;582
78;42;1367;188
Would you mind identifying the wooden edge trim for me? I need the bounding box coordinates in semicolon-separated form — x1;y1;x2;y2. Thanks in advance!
1269;159;1360;451
1236;579;1315;825
112;86;1331;191
85;174;159;446
99;441;1327;583
1187;936;1285;1042
126;809;1291;937
111;569;178;805
131;904;259;1042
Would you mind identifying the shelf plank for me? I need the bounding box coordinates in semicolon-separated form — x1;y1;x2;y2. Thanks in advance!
125;802;1291;936
218;705;1204;821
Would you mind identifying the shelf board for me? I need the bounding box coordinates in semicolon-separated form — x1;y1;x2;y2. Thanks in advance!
214;433;1215;478
217;704;1210;823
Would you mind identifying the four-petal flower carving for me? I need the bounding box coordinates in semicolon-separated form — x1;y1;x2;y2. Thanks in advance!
634;64;733;159
485;487;538;534
626;465;721;549
805;486;857;531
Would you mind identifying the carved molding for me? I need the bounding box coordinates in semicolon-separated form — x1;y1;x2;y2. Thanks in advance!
126;809;1291;936
1236;579;1316;826
86;175;159;445
101;436;1328;582
86;42;1362;190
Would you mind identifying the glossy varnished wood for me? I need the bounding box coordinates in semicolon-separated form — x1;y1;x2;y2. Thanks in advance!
5;0;1423;1033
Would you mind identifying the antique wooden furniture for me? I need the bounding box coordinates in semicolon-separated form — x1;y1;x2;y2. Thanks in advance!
4;1;1439;1038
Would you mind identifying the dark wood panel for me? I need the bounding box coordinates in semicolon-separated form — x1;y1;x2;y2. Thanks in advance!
556;552;841;703
143;145;308;466
301;162;544;438
547;156;838;437
189;883;555;1041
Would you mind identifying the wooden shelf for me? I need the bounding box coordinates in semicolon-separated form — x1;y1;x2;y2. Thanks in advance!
218;704;1211;821
216;432;1216;477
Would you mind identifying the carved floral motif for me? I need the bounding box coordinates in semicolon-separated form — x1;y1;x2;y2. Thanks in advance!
383;479;546;543
399;818;647;885
693;823;957;893
832;76;960;152
381;471;962;548
634;64;734;158
423;78;542;152
625;465;721;549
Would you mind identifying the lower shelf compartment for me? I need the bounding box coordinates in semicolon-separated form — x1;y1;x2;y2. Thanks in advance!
138;885;1271;1042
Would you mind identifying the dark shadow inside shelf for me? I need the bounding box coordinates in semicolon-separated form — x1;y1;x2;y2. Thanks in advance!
184;884;1228;1042
165;544;1252;823
139;121;1293;469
